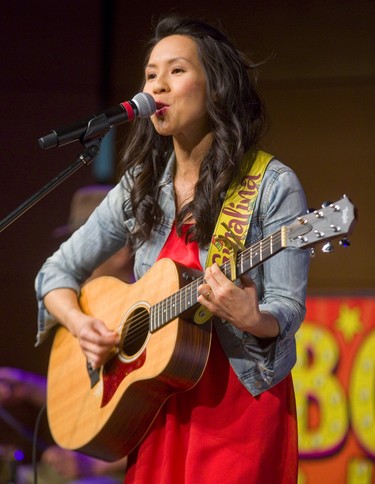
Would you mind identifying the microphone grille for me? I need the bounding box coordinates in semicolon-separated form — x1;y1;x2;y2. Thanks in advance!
132;92;156;118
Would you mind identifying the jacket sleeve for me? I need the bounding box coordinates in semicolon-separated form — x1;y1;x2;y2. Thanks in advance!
255;163;310;340
34;180;131;345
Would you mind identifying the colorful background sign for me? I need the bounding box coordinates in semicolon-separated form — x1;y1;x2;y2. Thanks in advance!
294;297;375;483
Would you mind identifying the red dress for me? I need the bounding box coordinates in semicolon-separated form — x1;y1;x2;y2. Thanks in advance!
125;224;298;483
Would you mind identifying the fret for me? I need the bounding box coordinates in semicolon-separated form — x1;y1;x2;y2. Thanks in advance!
154;303;158;331
189;283;193;308
184;283;189;310
238;252;245;275
177;286;182;316
159;299;164;327
168;294;172;321
185;284;190;312
252;245;260;267
192;279;200;306
221;261;229;279
150;303;158;332
162;299;165;326
159;298;164;326
161;298;165;327
262;236;269;260
165;294;173;321
162;298;166;325
150;306;155;332
168;296;172;321
170;294;175;320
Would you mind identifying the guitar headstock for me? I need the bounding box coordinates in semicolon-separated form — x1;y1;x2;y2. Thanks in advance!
285;195;357;250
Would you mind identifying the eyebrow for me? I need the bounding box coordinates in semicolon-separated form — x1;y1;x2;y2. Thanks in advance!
145;57;192;69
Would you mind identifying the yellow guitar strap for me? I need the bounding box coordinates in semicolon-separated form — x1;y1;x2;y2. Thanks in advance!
194;149;273;324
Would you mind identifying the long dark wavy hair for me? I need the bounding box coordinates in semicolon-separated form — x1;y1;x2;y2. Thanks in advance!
120;15;268;248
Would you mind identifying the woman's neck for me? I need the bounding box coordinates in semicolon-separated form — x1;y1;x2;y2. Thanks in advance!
173;131;213;178
172;130;213;214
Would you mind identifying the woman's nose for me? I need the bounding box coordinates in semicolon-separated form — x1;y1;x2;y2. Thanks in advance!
153;74;168;93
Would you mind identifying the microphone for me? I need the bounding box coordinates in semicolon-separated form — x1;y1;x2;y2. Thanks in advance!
38;92;156;150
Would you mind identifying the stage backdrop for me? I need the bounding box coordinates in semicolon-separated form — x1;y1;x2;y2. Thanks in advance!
294;296;375;483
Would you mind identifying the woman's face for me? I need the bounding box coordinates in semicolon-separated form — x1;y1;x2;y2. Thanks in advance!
143;34;210;142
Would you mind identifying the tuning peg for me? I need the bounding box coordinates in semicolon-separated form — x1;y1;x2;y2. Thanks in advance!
322;242;334;253
339;238;351;248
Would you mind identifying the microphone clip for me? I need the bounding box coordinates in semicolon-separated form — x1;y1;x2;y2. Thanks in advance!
81;113;110;146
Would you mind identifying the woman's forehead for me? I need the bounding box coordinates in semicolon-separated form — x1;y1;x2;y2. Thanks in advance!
147;35;199;65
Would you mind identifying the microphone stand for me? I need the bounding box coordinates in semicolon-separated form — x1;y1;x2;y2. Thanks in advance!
0;114;110;233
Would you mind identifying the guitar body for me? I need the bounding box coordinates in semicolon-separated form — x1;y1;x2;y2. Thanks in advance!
47;258;212;461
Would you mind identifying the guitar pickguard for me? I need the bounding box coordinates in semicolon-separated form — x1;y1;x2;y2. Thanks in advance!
101;350;146;407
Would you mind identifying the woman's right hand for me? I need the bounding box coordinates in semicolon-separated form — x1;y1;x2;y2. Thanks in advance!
44;288;119;369
72;310;120;369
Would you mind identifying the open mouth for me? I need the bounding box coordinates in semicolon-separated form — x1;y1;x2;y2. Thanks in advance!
155;102;169;116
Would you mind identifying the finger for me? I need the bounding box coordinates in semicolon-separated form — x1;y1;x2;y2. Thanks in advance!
85;349;109;370
79;320;119;347
203;266;221;291
86;358;97;372
205;286;213;301
80;337;117;360
239;272;255;287
199;284;212;298
78;328;119;369
207;263;234;288
92;319;119;340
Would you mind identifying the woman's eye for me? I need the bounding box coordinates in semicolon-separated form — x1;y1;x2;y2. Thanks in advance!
172;67;184;74
146;72;156;80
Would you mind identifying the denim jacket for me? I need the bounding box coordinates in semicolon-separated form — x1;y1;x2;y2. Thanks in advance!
35;153;310;396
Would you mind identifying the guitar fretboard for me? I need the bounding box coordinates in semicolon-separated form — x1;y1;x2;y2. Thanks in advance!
150;227;286;332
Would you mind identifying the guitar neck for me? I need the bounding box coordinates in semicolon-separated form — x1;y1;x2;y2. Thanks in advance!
150;227;286;331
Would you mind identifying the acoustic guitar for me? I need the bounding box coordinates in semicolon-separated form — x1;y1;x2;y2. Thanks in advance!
46;195;356;461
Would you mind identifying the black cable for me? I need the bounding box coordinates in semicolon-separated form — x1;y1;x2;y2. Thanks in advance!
0;406;36;443
32;404;47;484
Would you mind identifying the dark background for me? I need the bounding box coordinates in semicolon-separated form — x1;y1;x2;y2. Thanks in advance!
1;0;374;457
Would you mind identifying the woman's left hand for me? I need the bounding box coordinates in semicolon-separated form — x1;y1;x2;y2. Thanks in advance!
197;263;279;338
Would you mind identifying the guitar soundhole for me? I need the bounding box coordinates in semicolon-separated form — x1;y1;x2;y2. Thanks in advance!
121;306;149;358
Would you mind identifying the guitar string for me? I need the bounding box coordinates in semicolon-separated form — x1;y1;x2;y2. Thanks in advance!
113;231;283;349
